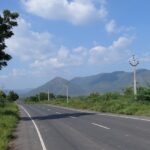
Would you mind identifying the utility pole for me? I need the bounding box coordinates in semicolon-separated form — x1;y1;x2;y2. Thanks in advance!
129;55;139;96
48;90;50;101
66;85;69;104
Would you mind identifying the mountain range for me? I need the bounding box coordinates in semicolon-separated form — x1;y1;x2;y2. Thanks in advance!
26;69;150;96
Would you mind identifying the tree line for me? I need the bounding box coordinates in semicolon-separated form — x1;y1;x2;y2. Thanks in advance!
0;90;19;106
25;92;70;103
25;87;150;103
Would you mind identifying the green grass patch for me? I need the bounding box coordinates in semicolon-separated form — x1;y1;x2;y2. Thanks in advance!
0;103;19;150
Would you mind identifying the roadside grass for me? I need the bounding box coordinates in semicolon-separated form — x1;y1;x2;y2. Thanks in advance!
25;95;150;116
25;89;150;117
0;103;19;150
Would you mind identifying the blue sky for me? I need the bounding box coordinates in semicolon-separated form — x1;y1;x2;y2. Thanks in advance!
0;0;150;89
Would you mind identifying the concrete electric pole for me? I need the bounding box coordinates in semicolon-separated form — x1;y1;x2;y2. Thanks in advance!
129;55;139;96
48;90;50;101
66;85;69;104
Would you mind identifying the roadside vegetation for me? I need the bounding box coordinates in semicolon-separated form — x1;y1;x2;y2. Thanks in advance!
25;87;150;116
0;90;19;150
0;9;19;149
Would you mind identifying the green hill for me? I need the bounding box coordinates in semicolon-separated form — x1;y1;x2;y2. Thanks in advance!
27;77;86;96
27;69;150;96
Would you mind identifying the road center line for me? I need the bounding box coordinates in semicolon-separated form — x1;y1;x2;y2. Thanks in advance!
70;116;77;119
92;123;110;130
56;112;62;114
20;105;47;150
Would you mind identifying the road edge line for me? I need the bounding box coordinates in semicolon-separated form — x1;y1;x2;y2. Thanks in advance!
19;105;47;150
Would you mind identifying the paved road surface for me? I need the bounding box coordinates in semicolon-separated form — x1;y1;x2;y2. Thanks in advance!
13;104;150;150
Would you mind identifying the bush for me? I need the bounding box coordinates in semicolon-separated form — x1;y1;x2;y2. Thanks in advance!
123;87;134;97
88;93;101;102
25;96;38;103
7;91;19;102
0;91;6;106
137;87;150;101
56;95;70;99
38;92;55;101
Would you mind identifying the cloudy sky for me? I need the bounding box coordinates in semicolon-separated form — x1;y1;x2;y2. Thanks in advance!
0;0;150;89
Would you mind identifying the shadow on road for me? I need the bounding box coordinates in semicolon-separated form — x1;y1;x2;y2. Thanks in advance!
21;112;95;121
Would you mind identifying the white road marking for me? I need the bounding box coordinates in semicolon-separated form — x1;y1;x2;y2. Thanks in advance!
20;105;47;150
97;113;150;122
92;123;110;130
48;109;51;111
56;112;62;114
70;116;77;119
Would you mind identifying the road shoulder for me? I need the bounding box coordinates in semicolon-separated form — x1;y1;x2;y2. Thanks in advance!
9;105;42;150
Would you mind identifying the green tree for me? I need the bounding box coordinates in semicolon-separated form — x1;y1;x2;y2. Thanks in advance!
39;92;55;101
49;93;55;99
137;87;150;101
39;92;48;101
0;90;6;105
7;91;19;102
28;96;38;102
124;87;133;96
0;9;19;69
0;90;6;98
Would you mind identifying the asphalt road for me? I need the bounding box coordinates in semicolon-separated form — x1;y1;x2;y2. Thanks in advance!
14;103;150;150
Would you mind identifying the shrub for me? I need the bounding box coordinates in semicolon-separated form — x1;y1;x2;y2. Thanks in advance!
0;91;7;106
56;95;70;99
123;87;134;97
137;87;150;101
7;91;19;102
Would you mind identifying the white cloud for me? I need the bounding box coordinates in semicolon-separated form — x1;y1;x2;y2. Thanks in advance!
105;19;117;33
31;46;88;69
21;0;108;25
31;58;65;69
6;18;88;73
89;36;133;64
105;19;135;34
31;36;133;69
6;18;55;62
11;68;27;77
110;36;133;49
4;16;134;89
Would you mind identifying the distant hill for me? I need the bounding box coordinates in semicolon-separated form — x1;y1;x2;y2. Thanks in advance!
27;69;150;96
27;77;86;96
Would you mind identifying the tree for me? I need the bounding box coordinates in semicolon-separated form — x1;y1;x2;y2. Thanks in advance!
28;96;38;102
39;92;55;101
39;92;48;101
0;10;19;69
0;90;6;106
7;91;19;102
123;87;133;97
137;87;150;101
0;90;6;99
